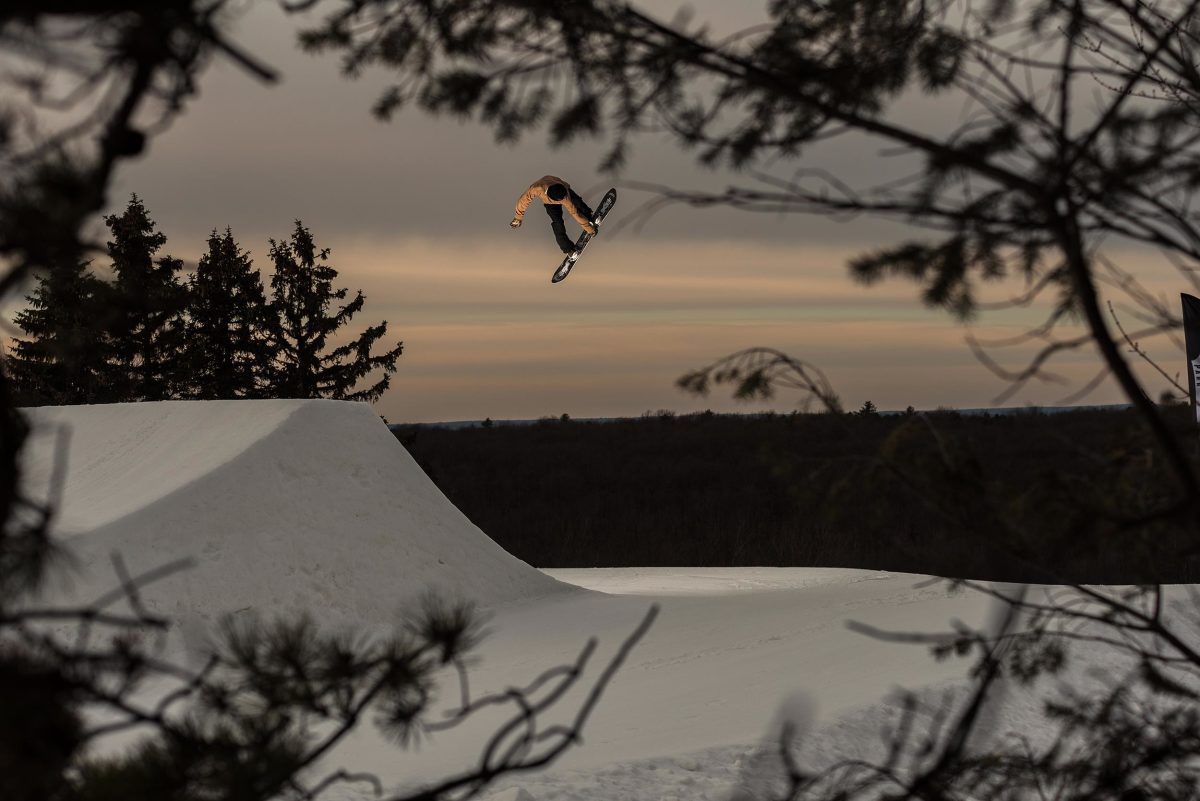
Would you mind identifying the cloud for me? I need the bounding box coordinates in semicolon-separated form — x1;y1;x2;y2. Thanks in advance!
93;2;1186;421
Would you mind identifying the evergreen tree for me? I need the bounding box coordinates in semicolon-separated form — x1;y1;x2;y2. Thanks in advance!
7;260;112;406
183;227;269;399
103;195;189;402
855;400;879;417
264;221;403;402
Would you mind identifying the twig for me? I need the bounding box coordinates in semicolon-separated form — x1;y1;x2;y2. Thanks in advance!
1108;299;1189;397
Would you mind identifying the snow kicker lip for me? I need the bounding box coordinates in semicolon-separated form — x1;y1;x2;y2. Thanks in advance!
20;399;573;633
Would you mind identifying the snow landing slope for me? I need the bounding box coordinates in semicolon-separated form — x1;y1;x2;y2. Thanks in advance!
19;399;570;642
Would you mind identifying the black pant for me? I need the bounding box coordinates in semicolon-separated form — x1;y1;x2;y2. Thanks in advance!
545;189;595;253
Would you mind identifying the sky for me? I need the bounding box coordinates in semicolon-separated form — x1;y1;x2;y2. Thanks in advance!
70;0;1191;422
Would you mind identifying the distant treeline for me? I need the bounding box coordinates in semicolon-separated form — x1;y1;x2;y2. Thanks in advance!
393;405;1200;583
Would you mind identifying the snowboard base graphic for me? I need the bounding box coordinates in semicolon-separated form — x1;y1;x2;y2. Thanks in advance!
552;188;617;283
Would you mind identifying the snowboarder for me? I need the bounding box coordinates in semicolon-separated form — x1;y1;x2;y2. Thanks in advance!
510;175;597;254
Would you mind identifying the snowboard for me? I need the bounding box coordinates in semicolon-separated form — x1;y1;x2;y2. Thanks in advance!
552;187;618;283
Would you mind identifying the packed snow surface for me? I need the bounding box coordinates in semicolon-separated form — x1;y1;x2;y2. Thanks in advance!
19;399;569;643
15;400;1190;800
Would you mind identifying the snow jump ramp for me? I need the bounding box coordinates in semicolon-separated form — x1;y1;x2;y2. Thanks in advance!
20;399;569;643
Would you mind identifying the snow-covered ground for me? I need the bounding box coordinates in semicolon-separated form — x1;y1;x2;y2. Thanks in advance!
15;400;1172;800
20;400;567;633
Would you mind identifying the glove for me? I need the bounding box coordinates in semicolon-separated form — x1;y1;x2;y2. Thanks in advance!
510;218;522;228
584;223;597;235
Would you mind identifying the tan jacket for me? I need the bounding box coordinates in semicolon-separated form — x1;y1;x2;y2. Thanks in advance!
513;175;596;234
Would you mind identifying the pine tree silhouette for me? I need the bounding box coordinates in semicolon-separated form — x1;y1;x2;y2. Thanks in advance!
103;195;188;401
8;259;111;406
264;221;403;401
183;228;270;399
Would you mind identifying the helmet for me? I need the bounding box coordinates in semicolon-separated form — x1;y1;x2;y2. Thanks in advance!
547;183;567;201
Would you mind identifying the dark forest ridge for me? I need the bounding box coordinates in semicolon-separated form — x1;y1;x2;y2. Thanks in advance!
391;403;1135;429
391;403;1191;583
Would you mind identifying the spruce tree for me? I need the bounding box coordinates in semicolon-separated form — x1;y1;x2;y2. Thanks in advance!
103;195;188;401
7;260;112;406
183;228;269;399
264;221;403;402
